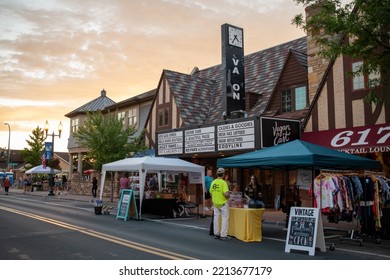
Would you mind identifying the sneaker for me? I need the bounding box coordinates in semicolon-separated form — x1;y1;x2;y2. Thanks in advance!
220;236;231;241
204;207;210;211
214;235;220;239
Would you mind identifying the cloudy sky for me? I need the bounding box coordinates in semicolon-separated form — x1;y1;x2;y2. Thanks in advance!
0;0;306;152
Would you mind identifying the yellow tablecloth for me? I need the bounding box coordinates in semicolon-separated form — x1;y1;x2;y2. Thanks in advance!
227;207;264;242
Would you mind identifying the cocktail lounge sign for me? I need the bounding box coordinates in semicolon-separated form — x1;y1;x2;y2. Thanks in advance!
302;124;390;154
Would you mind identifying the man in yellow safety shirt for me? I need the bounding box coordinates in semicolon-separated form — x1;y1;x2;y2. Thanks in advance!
210;167;231;240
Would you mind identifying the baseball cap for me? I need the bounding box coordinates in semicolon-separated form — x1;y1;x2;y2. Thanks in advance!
217;167;225;175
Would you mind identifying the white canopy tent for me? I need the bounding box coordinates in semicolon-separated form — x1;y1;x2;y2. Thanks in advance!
99;156;206;219
25;164;61;174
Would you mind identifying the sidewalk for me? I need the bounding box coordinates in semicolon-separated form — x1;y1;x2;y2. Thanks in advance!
7;188;359;232
9;188;119;204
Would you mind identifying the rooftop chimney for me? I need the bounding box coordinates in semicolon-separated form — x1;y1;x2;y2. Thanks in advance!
305;2;331;102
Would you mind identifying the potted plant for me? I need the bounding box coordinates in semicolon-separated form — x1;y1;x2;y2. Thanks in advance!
47;158;60;169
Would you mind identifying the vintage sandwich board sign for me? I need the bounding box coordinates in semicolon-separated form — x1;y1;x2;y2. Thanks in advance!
285;207;326;256
116;189;138;221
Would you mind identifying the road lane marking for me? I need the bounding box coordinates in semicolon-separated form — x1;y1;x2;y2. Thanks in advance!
0;205;196;260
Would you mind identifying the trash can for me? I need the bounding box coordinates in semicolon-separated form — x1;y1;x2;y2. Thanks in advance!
94;206;103;215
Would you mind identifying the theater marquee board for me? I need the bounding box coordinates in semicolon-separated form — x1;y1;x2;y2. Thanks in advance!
302;124;390;154
156;117;301;156
185;126;215;154
157;131;183;155
217;120;255;151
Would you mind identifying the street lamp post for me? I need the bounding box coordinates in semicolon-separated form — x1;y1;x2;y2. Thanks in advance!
44;120;63;196
4;123;10;166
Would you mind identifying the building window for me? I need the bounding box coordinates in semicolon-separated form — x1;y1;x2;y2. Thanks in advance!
164;108;169;126
71;118;79;134
158;110;163;127
352;61;365;90
128;108;138;128
352;60;381;91
158;107;169;128
117;112;125;124
281;86;307;113
281;90;292;113
295;86;307;110
368;70;381;89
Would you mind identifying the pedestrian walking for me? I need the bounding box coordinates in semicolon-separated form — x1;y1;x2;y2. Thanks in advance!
92;176;98;198
61;175;68;193
54;175;60;194
204;167;213;211
4;177;10;195
26;175;32;193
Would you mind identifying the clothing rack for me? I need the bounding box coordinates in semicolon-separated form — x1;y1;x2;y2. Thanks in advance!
318;170;360;246
359;171;385;244
317;169;386;246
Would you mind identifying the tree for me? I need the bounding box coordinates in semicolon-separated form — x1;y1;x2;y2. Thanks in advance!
292;0;390;102
20;126;46;167
74;111;147;171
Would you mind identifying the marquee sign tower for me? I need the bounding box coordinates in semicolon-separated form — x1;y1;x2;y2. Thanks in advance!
221;23;246;119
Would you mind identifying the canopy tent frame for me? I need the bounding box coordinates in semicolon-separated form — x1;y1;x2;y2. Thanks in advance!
217;140;381;171
217;139;381;210
99;156;205;220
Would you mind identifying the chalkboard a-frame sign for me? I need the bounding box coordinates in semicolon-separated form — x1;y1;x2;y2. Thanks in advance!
284;207;326;256
116;189;138;221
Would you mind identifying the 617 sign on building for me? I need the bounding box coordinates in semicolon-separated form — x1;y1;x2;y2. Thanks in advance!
302;124;390;154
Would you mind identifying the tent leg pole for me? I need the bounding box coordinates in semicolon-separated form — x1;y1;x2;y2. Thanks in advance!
285;168;289;228
311;167;315;208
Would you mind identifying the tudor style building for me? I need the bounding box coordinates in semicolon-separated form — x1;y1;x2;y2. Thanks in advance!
65;18;389;201
301;7;390;176
141;32;308;207
143;37;308;153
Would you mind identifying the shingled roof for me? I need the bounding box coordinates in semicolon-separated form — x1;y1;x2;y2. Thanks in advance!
65;89;116;117
164;70;218;127
165;37;307;126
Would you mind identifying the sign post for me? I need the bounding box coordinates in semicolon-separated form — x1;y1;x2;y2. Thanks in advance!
116;189;138;221
285;207;326;256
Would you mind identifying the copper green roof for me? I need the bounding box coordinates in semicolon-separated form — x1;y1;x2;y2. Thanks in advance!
65;89;116;117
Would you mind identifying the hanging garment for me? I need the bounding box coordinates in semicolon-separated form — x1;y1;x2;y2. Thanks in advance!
314;175;337;210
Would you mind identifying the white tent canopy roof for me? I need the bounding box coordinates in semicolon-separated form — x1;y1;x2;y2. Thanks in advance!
101;156;205;173
25;164;61;174
99;156;206;219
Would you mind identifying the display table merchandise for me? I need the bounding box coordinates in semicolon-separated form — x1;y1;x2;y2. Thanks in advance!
227;208;265;242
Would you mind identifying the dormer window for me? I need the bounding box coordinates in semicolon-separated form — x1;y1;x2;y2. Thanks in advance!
281;86;307;113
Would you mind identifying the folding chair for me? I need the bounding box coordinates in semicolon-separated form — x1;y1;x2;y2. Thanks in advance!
178;195;199;217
